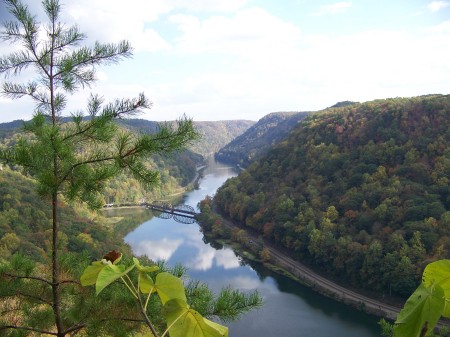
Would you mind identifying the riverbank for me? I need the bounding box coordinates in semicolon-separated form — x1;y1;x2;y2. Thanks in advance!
199;207;403;321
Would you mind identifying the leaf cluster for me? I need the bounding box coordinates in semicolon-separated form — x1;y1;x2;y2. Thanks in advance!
81;252;262;337
394;259;450;337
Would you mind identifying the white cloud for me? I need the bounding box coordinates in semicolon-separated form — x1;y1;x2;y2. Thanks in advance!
153;6;450;119
428;1;450;12
426;19;450;32
62;0;172;52
215;249;242;269
132;238;183;260
314;2;352;16
173;0;250;12
59;0;251;53
170;7;301;55
1;2;449;123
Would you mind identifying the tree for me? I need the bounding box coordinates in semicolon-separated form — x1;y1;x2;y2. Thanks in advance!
0;0;198;335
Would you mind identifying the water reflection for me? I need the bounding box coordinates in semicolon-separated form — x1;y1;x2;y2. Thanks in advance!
132;237;183;261
127;215;242;271
188;246;242;271
122;160;380;337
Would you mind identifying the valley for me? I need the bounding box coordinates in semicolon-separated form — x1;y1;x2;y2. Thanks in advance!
1;94;449;337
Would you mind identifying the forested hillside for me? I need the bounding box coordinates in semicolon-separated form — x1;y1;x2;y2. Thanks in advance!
0;167;134;262
192;120;255;156
214;95;450;298
0;119;203;205
215;111;310;167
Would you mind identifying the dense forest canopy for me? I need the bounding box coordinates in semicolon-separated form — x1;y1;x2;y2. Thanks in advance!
214;95;450;298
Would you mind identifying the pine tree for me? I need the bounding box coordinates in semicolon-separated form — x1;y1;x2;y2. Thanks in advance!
0;0;199;335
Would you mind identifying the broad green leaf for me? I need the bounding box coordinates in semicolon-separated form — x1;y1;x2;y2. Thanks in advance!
133;257;159;273
145;272;186;304
445;299;450;318
163;299;228;337
394;283;445;337
204;318;229;336
139;272;154;294
96;264;135;295
423;259;450;318
423;259;450;317
80;261;105;286
423;259;450;289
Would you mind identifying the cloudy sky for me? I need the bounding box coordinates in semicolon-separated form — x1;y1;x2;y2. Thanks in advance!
0;0;449;123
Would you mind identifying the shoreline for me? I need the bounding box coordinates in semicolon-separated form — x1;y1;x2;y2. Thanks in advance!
202;210;403;321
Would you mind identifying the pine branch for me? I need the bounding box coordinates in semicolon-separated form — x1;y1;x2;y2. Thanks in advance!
0;325;57;335
3;272;53;286
54;40;133;79
15;291;53;306
0;51;35;76
1;20;22;42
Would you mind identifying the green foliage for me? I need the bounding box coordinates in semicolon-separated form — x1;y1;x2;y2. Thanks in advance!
0;0;198;335
214;95;450;298
81;252;228;337
164;299;228;337
394;259;450;337
0;167;133;261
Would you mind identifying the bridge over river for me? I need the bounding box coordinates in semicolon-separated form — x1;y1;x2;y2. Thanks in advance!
143;201;198;224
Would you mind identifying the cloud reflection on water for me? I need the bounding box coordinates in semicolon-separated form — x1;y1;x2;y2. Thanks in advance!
133;238;183;261
188;244;241;271
177;224;242;271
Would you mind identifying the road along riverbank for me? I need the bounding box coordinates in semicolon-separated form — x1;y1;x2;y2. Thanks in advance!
201;210;403;321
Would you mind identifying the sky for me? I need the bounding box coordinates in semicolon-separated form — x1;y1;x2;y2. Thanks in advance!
0;0;449;123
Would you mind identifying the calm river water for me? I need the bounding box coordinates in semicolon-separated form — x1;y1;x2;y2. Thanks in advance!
122;159;380;337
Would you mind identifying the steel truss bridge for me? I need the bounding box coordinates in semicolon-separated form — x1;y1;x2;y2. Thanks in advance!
143;201;197;224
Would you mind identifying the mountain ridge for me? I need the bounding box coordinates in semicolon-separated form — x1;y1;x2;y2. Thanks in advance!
215;111;311;167
213;94;450;298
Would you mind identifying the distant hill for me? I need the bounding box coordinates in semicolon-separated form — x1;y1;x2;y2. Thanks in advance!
328;101;359;108
214;95;450;298
0;118;255;158
0;119;24;141
117;118;255;157
215;111;310;167
191;120;255;157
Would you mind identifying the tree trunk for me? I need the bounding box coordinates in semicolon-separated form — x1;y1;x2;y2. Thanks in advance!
52;192;64;337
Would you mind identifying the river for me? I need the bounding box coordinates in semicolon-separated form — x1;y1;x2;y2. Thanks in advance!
122;159;381;337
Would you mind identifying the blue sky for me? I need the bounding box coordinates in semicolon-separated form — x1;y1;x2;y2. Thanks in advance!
0;0;449;122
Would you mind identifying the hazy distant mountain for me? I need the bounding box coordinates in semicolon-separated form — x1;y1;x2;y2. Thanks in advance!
191;120;255;157
117;118;255;157
215;111;310;167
